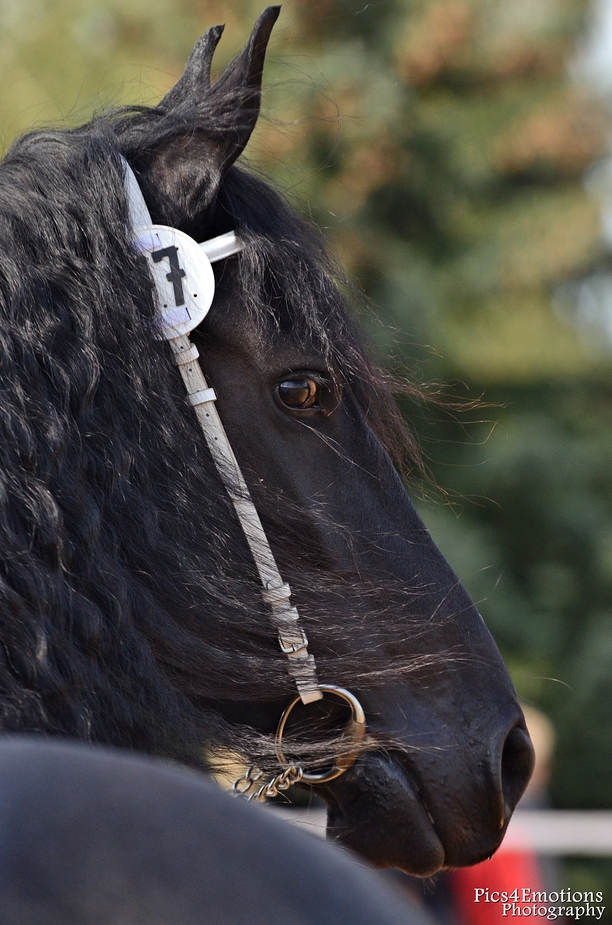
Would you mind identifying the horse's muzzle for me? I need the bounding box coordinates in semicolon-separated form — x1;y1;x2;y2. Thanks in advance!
319;712;535;875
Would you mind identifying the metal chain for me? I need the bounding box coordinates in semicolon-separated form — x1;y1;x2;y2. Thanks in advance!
232;765;304;802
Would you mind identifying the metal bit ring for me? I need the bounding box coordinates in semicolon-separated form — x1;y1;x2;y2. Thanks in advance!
275;685;367;784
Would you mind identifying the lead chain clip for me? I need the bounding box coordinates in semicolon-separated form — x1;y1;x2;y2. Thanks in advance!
232;764;304;803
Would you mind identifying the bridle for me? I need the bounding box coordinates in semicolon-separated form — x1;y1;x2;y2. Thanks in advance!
122;158;366;798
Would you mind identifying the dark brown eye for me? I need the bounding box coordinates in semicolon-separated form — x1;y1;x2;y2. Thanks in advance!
277;378;319;409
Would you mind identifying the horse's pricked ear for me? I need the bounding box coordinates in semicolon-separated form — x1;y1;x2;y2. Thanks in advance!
207;5;280;169
134;7;280;227
160;24;225;110
163;7;280;164
209;6;280;101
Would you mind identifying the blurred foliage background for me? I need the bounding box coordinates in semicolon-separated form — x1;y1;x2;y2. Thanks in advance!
2;0;612;907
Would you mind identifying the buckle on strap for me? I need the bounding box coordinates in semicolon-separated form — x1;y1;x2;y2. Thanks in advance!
261;581;291;605
278;626;309;658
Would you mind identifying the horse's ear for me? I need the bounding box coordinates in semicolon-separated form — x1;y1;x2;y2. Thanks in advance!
159;24;226;110
205;4;281;164
146;6;280;224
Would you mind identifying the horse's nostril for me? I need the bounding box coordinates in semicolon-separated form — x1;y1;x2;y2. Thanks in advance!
501;723;536;817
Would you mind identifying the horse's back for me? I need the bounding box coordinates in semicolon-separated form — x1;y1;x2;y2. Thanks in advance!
0;737;427;925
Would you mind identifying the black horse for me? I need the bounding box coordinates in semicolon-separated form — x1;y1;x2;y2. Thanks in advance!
0;737;435;925
0;7;533;875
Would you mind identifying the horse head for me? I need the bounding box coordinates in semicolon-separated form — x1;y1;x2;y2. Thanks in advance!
0;8;533;876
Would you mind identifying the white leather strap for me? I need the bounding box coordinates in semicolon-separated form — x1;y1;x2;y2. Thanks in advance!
167;333;321;704
122;157;322;705
200;231;243;263
187;387;217;406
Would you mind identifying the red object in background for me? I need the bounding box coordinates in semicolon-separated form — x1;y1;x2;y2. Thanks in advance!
450;849;546;925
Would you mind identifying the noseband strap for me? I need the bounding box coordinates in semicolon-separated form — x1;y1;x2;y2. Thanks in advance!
121;158;322;706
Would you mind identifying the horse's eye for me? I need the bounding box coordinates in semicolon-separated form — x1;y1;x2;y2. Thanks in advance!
277;378;319;409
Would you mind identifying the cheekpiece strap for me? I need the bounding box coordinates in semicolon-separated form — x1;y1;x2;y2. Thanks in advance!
121;157;322;705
